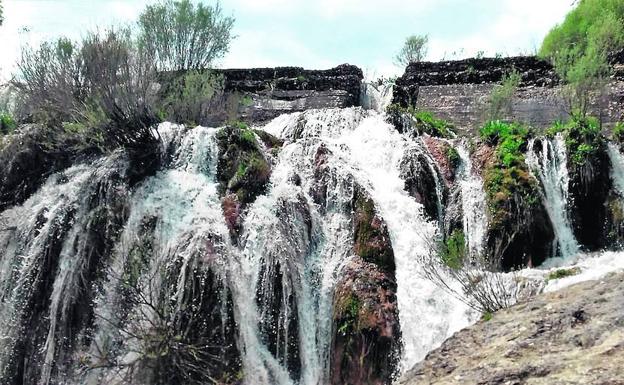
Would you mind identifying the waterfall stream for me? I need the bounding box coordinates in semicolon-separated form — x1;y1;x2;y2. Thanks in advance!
607;142;624;196
1;107;623;385
526;135;579;260
265;108;476;372
455;142;489;257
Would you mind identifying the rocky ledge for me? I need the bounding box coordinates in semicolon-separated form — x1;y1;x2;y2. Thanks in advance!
400;272;624;385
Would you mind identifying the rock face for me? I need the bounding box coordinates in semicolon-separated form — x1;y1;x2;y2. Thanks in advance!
568;144;614;250
400;272;624;385
216;125;278;240
202;64;363;125
330;189;400;385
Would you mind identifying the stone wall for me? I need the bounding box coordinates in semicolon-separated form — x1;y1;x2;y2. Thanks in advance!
394;56;624;135
217;64;363;124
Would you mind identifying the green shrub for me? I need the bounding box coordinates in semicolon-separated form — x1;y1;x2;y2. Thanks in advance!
549;114;603;166
546;267;581;281
395;34;429;66
480;120;531;167
159;70;224;126
540;0;624;117
612;122;624;142
0;113;16;134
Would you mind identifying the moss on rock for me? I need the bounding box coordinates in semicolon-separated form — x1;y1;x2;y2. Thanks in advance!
352;190;395;273
216;125;274;239
479;121;554;270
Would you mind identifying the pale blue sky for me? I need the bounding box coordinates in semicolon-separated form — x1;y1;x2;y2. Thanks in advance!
0;0;574;80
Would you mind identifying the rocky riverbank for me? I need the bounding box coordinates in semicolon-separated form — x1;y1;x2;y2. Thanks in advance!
400;272;624;385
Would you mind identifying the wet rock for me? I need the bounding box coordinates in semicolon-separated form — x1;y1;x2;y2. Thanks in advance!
400;146;445;223
400;272;624;385
0;126;81;211
422;137;459;185
255;193;312;380
478;142;555;270
352;189;395;273
330;257;400;385
568;143;613;250
216;126;273;239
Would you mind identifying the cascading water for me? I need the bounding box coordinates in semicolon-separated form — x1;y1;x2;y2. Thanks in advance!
455;142;489;257
607;142;624;196
3;103;622;385
265;108;476;373
526;135;579;260
360;81;394;113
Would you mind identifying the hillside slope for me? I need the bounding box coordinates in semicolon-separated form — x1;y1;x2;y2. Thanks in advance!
400;272;624;385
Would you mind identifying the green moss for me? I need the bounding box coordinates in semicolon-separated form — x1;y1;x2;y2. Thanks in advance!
613;122;624;143
440;230;465;270
0;113;16;135
353;194;395;272
547;114;603;166
240;129;256;145
296;75;307;82
386;104;455;138
482;312;493;322
480;121;539;230
253;129;283;150
446;146;461;168
216;126;272;209
546;267;581;281
337;295;361;335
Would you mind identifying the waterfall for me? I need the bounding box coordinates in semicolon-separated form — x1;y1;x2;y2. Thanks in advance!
526;135;579;260
360;81;394;113
265;108;476;372
607;143;624;196
455;142;489;257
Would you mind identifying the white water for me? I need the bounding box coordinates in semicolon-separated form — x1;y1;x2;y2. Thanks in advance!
607;143;624;196
3;110;624;385
455;142;489;257
360;82;394;113
265;108;477;373
526;135;579;261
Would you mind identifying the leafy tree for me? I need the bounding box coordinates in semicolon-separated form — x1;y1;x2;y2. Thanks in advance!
138;0;235;71
395;34;429;66
540;0;624;117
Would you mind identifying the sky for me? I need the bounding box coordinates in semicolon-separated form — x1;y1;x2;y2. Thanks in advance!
0;0;575;81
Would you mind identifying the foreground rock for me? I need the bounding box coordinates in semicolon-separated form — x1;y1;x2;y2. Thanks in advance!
401;272;624;385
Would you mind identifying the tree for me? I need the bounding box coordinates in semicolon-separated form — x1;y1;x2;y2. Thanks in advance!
395;34;429;67
539;0;624;117
138;0;235;72
0;0;4;25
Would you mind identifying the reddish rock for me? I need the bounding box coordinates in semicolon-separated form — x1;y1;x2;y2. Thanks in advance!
330;257;400;385
423;136;457;185
222;193;242;238
472;142;496;177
